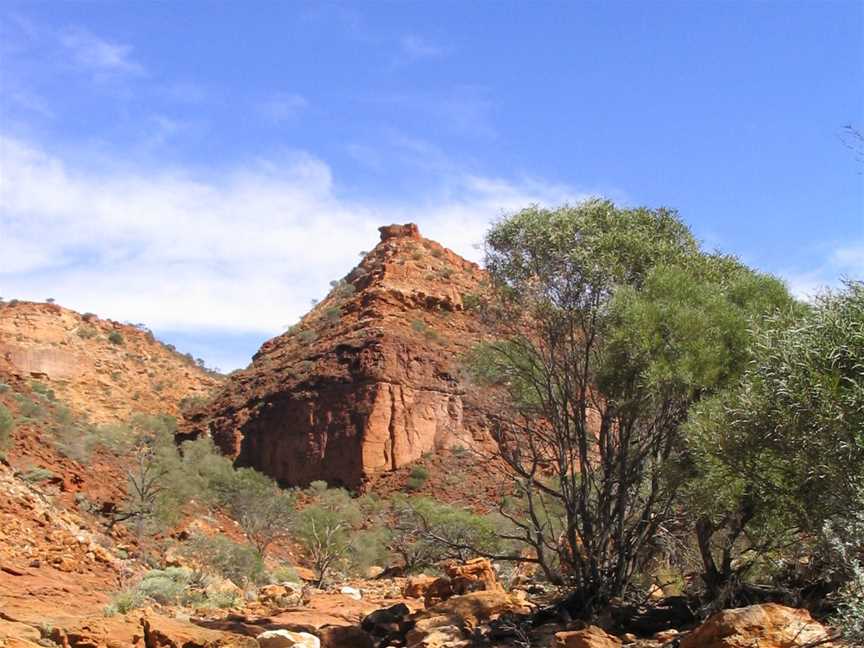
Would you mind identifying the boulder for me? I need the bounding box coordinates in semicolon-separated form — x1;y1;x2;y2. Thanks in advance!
406;590;533;646
339;585;362;600
680;604;836;648
444;558;502;594
555;626;622;648
257;629;321;648
404;574;439;599
361;602;413;644
318;625;375;648
140;615;259;647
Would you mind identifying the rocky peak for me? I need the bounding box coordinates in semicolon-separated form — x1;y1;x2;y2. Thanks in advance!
378;222;421;241
186;225;495;488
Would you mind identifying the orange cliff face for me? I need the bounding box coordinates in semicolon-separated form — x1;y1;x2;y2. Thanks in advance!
0;300;223;424
184;223;501;488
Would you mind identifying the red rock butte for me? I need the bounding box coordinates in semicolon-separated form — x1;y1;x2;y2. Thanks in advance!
184;223;498;488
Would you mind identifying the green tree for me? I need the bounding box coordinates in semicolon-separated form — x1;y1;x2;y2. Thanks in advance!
469;200;792;609
390;496;501;568
685;281;864;601
216;467;296;557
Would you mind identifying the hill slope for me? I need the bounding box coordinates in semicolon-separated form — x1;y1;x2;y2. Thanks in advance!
0;301;222;423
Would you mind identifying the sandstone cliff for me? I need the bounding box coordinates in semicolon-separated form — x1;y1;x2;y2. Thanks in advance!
187;223;497;488
0;301;223;423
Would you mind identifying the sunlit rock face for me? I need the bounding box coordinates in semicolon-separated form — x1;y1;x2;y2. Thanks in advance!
186;224;498;488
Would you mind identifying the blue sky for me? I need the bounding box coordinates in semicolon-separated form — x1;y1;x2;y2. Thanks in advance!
1;1;862;371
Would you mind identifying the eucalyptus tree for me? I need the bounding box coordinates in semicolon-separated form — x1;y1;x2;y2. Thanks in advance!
468;200;792;610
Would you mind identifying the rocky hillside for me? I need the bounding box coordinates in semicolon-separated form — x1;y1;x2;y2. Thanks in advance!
186;223;499;488
0;301;223;423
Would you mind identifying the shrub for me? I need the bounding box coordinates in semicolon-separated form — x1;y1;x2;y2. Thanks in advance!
0;404;14;452
298;330;317;344
392;497;500;565
183;534;266;587
294;481;381;585
270;563;301;584
22;467;55;483
76;325;98;339
324;306;342;323
30;381;55;400
108;331;124;345
215;467;295;556
407;465;429;491
136;567;191;604
103;589;144;616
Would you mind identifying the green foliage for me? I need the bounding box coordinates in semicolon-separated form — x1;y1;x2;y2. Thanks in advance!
324;306;342;323
298;329;317;344
216;467;296;556
329;279;357;300
824;493;864;643
183;533;267;587
390;496;501;568
21;467;55;483
76;325;98;339
0;403;14;452
685;281;864;597
270;563;301;584
294;481;383;585
104;567;211;616
108;330;124;345
136;567;191;604
469;200;793;601
30;381;56;400
406;465;429;491
103;589;144;616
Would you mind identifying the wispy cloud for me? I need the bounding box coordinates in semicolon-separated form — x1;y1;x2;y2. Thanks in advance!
60;27;144;78
784;243;864;301
0;133;586;370
257;93;309;124
400;34;446;60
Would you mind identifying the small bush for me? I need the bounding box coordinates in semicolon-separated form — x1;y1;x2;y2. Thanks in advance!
270;563;301;584
407;465;429;491
21;467;55;483
108;331;124;345
298;330;317;344
430;248;443;258
77;325;98;339
103;590;144;616
324;306;342;323
31;381;56;401
136;567;191;604
183;534;266;587
16;396;45;420
0;404;14;451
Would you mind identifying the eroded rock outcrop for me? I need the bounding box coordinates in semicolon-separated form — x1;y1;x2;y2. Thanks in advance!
186;224;498;487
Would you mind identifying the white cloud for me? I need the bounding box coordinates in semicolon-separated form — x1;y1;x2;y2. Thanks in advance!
60;28;144;78
400;35;446;60
257;93;309;124
0;135;586;349
784;243;864;301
